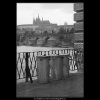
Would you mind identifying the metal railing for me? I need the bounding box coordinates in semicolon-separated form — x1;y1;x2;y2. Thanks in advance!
16;48;84;80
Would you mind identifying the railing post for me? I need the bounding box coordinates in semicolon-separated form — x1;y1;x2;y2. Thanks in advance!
74;49;78;70
50;56;63;80
25;52;33;83
37;56;50;83
50;56;56;80
74;49;81;71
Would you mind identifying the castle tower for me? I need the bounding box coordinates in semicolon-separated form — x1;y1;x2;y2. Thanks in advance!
37;14;40;21
38;14;39;19
33;18;35;25
37;14;40;23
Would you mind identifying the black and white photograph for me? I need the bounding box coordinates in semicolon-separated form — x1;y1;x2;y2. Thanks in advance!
16;3;84;98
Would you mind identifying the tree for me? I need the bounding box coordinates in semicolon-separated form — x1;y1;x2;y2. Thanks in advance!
57;28;67;41
64;28;74;44
69;28;74;34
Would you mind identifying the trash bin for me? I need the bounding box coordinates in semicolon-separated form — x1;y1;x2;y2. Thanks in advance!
49;56;63;80
63;55;70;78
37;56;50;83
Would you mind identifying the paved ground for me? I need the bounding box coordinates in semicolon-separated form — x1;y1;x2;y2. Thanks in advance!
16;72;84;97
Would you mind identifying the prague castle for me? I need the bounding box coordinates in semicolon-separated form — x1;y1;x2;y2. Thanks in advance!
33;14;52;26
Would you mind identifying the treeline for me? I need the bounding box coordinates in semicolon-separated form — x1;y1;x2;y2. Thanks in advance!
16;28;74;46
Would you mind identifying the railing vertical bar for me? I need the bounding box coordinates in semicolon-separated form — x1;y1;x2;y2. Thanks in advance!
58;50;59;55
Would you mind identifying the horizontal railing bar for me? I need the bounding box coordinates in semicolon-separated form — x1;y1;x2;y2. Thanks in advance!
17;49;75;54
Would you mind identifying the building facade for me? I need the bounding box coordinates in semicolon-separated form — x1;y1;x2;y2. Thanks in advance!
74;3;84;49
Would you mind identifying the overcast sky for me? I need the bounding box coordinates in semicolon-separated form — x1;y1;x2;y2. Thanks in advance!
17;3;75;25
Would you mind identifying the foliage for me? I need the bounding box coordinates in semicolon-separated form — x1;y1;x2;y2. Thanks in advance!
16;27;74;46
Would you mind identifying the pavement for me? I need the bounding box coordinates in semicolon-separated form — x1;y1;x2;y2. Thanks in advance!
16;72;84;97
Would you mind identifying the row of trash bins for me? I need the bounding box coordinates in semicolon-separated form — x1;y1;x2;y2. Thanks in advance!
36;55;70;83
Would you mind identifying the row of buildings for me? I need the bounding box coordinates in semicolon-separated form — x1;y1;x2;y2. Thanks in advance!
17;14;73;34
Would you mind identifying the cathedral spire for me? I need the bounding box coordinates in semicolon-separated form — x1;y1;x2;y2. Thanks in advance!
38;14;39;19
33;18;35;24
